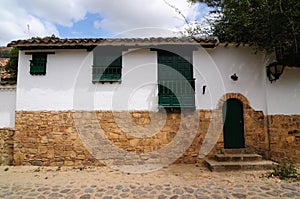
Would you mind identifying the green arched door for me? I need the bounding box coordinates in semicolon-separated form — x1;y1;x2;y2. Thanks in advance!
222;98;245;149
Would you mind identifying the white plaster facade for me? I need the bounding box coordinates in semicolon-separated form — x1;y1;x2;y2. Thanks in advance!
14;45;300;115
0;86;16;128
266;67;300;114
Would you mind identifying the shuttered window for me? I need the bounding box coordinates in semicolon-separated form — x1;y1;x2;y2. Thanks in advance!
157;50;195;109
92;56;122;82
92;47;122;82
30;53;47;75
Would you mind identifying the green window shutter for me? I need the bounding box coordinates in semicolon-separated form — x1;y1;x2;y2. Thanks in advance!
157;50;195;109
92;55;122;82
158;79;195;108
30;53;47;75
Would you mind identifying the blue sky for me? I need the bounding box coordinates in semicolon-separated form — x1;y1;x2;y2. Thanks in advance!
57;13;110;38
0;0;210;46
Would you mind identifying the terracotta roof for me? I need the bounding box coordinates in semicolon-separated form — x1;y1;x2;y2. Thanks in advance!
0;58;9;67
0;58;11;80
0;69;11;80
7;37;219;48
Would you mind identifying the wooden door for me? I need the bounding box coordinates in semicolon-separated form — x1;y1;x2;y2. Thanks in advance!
222;99;245;149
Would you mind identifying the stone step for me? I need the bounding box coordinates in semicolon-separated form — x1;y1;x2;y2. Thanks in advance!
205;159;276;172
215;154;262;162
221;148;246;154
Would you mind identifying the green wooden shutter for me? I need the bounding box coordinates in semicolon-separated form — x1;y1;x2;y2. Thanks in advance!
30;53;47;75
92;56;122;82
157;50;195;108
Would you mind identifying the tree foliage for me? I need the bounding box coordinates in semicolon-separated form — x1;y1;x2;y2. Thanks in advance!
5;47;19;79
189;0;300;66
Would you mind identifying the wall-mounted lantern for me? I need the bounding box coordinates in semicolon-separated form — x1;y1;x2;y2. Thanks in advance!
267;62;285;83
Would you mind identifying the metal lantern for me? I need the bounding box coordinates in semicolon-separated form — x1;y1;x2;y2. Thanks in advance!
266;62;285;82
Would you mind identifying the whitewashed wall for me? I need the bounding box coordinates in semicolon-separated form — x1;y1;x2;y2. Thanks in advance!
17;50;88;110
17;49;158;111
0;87;16;128
266;67;300;114
194;46;267;113
16;46;299;115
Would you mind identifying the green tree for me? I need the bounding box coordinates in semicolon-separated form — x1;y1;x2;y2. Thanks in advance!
189;0;300;66
5;47;19;80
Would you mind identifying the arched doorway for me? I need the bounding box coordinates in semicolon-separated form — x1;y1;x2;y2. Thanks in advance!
222;98;245;149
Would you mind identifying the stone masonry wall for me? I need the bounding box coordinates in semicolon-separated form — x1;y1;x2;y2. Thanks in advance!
268;115;300;163
14;111;101;166
0;128;14;165
14;94;270;166
13;93;299;166
14;111;206;166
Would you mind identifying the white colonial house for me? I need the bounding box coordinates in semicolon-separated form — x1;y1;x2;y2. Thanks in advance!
0;37;299;171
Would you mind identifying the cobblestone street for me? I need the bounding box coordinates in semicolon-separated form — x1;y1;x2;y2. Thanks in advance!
0;164;299;199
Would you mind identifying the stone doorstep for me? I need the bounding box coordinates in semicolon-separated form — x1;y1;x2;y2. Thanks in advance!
221;148;246;154
215;154;262;162
205;159;277;172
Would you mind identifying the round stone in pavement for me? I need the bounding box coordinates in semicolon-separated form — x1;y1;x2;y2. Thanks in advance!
212;194;223;199
131;189;147;195
49;193;64;198
120;193;129;198
260;186;271;191
232;193;247;199
60;188;71;193
7;196;23;199
116;185;123;190
195;194;210;199
158;195;167;199
79;194;91;199
84;188;94;193
281;184;297;191
155;185;163;191
283;192;297;198
144;186;153;191
102;196;113;199
173;188;184;195
182;194;193;199
184;187;194;193
129;184;137;189
70;189;81;195
37;187;50;192
122;188;130;192
65;195;76;199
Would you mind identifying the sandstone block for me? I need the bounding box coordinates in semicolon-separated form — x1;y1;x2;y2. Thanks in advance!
14;152;24;166
38;146;48;154
77;155;85;160
64;160;74;166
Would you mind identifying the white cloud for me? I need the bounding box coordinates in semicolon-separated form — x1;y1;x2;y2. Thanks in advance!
0;0;207;45
0;0;59;45
89;0;202;37
20;0;87;26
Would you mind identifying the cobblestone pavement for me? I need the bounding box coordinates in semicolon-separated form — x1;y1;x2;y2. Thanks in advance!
0;165;299;199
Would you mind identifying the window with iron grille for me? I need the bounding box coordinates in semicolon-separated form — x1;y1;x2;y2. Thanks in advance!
92;48;122;83
30;53;47;75
92;56;122;82
157;50;195;109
